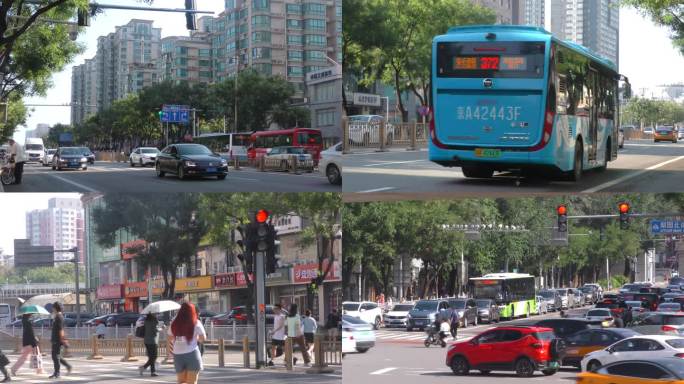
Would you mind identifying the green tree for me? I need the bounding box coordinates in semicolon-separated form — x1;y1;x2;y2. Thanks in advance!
623;0;684;55
0;93;26;141
92;194;206;299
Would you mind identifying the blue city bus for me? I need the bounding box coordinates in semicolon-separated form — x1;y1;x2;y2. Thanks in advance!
429;25;631;180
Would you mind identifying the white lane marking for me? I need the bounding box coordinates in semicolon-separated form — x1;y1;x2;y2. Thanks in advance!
357;187;397;193
363;160;427;167
370;367;398;375
229;176;260;182
48;174;98;192
347;167;464;178
583;155;684;193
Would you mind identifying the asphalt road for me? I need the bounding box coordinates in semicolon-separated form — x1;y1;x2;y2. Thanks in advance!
344;307;592;384
3;162;339;193
343;139;684;196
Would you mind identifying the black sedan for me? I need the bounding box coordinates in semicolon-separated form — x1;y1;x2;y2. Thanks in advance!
76;147;96;164
105;312;141;327
52;147;88;170
155;143;228;180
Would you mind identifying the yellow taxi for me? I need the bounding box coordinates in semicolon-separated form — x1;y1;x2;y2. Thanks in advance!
576;357;684;383
563;328;638;368
654;126;678;143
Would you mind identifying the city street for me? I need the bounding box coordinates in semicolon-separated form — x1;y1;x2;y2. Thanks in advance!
344;309;590;384
343;139;684;194
2;162;338;192
0;354;341;383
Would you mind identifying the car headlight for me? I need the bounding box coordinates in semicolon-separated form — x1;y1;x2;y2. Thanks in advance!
428;313;435;319
81;157;87;162
59;158;67;163
184;160;197;167
221;159;227;165
458;311;465;317
407;313;412;319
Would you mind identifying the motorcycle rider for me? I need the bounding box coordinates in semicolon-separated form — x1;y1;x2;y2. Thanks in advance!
439;318;450;344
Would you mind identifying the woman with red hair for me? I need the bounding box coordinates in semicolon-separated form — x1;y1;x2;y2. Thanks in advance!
168;302;206;384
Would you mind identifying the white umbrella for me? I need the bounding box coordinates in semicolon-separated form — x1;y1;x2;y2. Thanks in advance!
141;300;181;314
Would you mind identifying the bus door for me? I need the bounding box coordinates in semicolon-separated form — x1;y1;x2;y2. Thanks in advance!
587;67;599;161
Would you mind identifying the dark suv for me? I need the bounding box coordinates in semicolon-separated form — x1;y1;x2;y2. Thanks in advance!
447;326;563;377
521;318;597;340
406;299;450;331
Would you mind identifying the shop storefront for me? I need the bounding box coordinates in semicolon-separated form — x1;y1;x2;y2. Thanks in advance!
292;261;342;322
124;281;148;313
175;276;216;312
96;283;123;314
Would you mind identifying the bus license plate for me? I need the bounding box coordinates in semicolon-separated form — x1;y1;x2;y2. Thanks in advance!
474;148;501;158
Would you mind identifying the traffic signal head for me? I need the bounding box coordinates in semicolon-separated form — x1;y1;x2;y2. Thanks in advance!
77;8;90;27
255;209;269;224
185;0;198;30
618;202;630;229
557;204;568;232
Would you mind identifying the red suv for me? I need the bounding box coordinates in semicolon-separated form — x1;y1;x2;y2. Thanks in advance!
446;326;564;377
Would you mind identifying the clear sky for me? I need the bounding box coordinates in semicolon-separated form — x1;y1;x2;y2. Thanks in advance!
14;2;684;140
0;193;81;255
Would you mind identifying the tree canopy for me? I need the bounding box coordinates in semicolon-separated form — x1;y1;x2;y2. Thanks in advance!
623;0;684;56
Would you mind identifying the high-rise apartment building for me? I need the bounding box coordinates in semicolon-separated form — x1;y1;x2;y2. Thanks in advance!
71;58;98;125
549;0;619;67
518;0;545;27
25;198;84;263
160;35;214;85
473;0;517;24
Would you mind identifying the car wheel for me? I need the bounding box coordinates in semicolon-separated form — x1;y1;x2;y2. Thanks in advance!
139;159;144;167
356;348;369;353
479;370;491;375
424;339;431;348
217;174;226;180
155;162;165;177
450;356;469;375
178;165;185;180
130;159;135;167
280;160;289;171
326;164;341;185
587;360;601;372
82;166;87;171
52;164;56;170
374;316;381;330
406;327;412;332
473;315;477;326
541;368;558;376
462;318;467;328
515;357;535;378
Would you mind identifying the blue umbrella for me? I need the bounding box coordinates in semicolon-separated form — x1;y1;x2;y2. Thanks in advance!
18;305;50;315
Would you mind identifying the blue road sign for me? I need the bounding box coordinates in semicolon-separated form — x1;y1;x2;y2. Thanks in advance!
651;220;684;234
160;109;190;123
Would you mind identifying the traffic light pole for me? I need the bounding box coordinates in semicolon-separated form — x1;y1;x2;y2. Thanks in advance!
254;249;266;368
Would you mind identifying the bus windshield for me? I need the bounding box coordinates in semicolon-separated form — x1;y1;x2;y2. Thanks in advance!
436;41;546;79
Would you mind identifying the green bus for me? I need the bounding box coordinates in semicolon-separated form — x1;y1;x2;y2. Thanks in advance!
470;273;536;319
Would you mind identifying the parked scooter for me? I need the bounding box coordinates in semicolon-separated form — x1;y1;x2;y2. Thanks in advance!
424;324;447;348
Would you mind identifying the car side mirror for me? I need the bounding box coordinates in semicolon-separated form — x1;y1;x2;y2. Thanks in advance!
607;347;614;354
470;339;478;346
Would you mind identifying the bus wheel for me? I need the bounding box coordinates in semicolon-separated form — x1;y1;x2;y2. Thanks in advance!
597;140;610;172
567;141;583;181
462;166;493;178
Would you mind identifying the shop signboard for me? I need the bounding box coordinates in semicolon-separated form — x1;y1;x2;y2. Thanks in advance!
293;260;341;284
151;278;164;296
124;281;148;298
120;239;147;260
266;267;292;286
97;283;123;300
175;275;213;293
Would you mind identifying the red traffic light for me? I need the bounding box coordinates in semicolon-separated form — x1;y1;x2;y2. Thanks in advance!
255;209;269;223
557;205;567;215
619;203;630;214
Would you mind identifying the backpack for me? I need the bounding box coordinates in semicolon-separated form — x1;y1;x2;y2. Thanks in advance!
135;325;145;338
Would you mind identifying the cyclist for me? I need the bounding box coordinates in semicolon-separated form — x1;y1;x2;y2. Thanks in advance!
7;138;26;184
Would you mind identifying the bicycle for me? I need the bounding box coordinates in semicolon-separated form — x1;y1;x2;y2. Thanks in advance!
1;159;15;185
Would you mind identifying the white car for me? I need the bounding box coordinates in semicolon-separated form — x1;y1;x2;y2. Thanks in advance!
264;146;314;171
383;303;415;328
342;315;376;353
585;308;614;327
658;302;682;312
581;335;684;372
348;115;395;145
42;149;57;166
318;142;342;185
130;147;160;167
342;329;356;355
342;301;383;329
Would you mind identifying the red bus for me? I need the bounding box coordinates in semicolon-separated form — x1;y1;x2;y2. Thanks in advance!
248;128;323;164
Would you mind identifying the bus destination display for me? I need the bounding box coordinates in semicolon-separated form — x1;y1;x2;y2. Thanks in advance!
453;56;528;71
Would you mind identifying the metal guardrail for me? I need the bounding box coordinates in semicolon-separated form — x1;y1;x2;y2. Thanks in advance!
342;117;428;153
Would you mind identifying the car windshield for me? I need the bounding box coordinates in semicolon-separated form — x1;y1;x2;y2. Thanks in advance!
78;147;92;154
534;331;555;341
449;300;466;309
285;147;306;154
621;284;637;291
60;148;81;156
349;116;371;123
141;148;159;154
666;316;684;325
25;144;43;150
343;315;369;325
476;300;491;308
557;290;568;296
540;291;555;298
659;304;681;311
625;301;643;307
391;304;414;312
413;301;438;311
178;145;212;155
343;303;360;311
581;287;594;293
666;339;684;349
47;149;56;154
